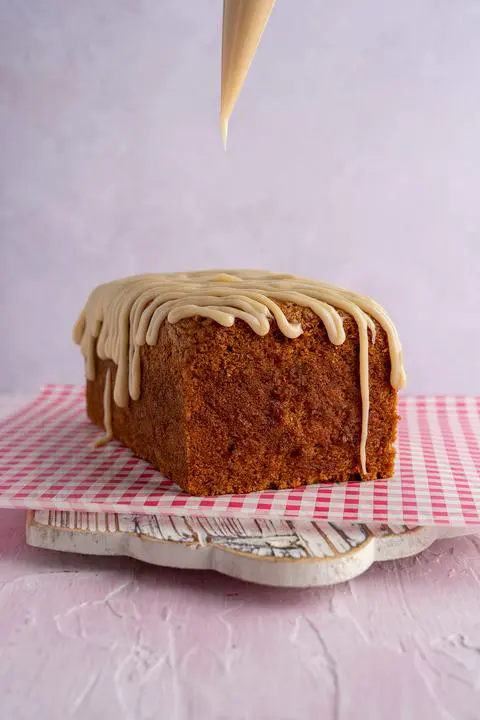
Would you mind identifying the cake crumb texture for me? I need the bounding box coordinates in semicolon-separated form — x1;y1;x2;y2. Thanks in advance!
87;303;398;496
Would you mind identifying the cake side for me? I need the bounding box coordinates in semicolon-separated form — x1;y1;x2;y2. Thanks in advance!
86;320;188;485
178;304;397;494
86;303;398;495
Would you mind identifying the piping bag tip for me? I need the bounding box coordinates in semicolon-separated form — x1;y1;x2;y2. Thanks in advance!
220;116;229;150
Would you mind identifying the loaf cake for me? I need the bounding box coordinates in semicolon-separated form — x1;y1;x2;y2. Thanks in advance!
73;270;406;496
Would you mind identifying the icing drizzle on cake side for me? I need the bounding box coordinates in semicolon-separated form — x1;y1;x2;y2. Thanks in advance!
73;270;406;473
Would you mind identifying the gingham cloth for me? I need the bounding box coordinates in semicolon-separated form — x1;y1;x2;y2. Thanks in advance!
0;385;479;525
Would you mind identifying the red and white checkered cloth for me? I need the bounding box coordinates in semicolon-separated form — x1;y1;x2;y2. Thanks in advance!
0;385;479;526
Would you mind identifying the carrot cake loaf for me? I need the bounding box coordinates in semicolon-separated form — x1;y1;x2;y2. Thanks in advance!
74;270;405;496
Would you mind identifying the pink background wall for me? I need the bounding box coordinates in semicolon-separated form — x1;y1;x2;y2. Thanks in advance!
1;0;479;394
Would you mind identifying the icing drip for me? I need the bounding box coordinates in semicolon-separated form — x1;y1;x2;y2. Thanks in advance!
94;367;113;447
74;270;406;473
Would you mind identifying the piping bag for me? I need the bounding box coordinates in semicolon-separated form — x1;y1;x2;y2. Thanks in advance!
220;0;277;147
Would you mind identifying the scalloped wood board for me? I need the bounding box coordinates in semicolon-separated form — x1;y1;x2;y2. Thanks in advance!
26;511;477;588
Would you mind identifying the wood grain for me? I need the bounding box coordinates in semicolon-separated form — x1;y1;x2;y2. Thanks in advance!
27;511;472;588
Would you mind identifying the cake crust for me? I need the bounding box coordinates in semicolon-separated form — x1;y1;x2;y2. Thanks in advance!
86;303;398;496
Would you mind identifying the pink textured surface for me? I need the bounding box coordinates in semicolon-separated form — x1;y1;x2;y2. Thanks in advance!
1;386;480;524
0;397;480;719
2;510;480;719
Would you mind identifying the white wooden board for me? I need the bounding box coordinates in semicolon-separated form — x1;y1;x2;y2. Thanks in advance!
26;511;476;588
